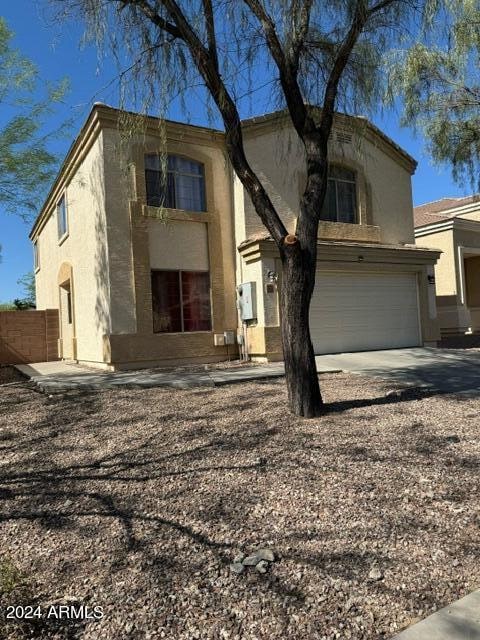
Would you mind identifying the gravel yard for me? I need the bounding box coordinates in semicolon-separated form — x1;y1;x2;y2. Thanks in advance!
0;365;26;385
0;373;479;640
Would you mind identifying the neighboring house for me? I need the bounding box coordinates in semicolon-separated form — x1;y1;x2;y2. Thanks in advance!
414;196;480;336
31;104;440;370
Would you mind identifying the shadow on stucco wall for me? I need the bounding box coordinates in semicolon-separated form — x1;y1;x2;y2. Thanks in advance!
62;134;110;363
93;206;110;354
92;145;111;355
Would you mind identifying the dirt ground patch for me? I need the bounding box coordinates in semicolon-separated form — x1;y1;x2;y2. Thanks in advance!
0;373;479;639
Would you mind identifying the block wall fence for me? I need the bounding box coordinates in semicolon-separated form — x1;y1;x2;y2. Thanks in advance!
0;309;59;365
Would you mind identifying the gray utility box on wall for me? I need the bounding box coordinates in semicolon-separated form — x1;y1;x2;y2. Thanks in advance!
237;282;257;321
224;331;235;345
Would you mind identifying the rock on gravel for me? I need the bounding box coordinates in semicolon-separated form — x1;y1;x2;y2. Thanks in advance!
242;548;275;566
242;554;261;566
255;560;269;574
386;389;403;398
254;548;275;562
368;567;384;581
229;562;245;574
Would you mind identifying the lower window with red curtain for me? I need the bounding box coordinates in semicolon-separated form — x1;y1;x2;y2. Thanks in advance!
181;271;211;331
151;270;211;333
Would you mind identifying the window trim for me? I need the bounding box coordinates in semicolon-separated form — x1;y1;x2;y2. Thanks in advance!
151;268;212;334
145;153;207;213
57;193;69;243
321;164;358;225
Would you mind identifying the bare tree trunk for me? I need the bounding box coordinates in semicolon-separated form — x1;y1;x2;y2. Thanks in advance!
280;233;323;418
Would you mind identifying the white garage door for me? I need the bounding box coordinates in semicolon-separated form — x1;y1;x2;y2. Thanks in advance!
310;271;421;355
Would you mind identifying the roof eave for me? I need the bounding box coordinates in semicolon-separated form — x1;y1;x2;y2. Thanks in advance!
414;216;480;237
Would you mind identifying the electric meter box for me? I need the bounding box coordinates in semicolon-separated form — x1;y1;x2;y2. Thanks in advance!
237;282;257;321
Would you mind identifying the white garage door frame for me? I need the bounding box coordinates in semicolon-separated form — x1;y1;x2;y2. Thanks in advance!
310;269;423;355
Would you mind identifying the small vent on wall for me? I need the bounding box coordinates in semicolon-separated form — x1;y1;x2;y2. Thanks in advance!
336;131;352;144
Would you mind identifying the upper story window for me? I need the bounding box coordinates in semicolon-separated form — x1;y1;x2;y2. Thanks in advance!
33;240;39;271
320;166;357;224
57;194;68;239
145;154;206;212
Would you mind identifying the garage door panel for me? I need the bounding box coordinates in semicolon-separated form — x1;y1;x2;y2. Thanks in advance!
310;272;421;354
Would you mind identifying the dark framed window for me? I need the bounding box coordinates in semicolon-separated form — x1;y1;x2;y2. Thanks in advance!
320;166;357;224
145;154;206;212
151;270;211;333
57;194;68;239
66;290;73;325
33;240;39;270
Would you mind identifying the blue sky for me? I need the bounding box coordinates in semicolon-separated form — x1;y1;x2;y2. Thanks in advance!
0;0;472;302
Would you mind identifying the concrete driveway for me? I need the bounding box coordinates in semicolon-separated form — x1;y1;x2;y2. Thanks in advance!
315;347;480;395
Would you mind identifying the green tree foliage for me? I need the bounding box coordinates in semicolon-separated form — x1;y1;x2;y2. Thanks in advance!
12;299;34;310
15;271;36;308
0;272;36;310
0;17;69;219
390;0;480;186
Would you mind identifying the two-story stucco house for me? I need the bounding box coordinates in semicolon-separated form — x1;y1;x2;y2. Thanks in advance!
414;196;480;336
31;104;440;370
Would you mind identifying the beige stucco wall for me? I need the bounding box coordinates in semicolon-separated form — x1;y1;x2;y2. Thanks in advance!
416;230;456;297
100;122;238;367
34;132;110;363
452;229;480;333
414;226;480;334
235;120;415;247
101;127;137;336
34;114;238;369
148;219;209;271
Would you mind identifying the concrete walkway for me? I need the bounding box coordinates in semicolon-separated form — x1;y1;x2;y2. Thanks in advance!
393;589;480;639
15;359;340;392
15;347;480;394
17;361;94;378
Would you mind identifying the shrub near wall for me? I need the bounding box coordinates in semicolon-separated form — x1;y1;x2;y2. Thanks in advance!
0;309;59;364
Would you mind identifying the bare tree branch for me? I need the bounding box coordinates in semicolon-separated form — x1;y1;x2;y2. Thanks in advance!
119;0;182;39
368;0;397;16
202;0;219;72
119;0;288;244
319;0;369;136
290;0;314;67
241;0;315;139
241;0;287;70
